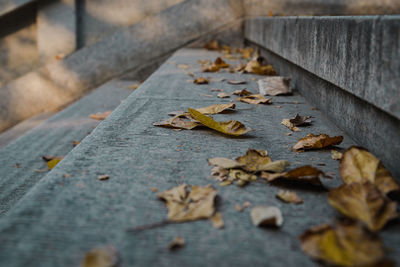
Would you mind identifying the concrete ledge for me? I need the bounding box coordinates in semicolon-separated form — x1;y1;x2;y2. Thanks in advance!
244;16;400;119
0;0;242;132
0;0;34;17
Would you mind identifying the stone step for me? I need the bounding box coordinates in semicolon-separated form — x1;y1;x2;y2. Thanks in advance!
244;15;400;179
1;47;396;267
0;77;134;215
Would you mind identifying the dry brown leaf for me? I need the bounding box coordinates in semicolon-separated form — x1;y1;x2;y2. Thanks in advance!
196;103;235;115
235;149;271;172
98;174;110;181
89;111;112;121
229;169;257;186
153;116;201;130
168;236;185;250
258;77;292;96
328;182;398;231
157;184;217;222
331;150;343;160
281;119;300;132
293;133;343;151
227;80;247;85
300;222;384;267
188;108;251;136
290;114;312;126
211;166;229;181
244;57;276;76
237;94;272;105
261;165;330;186
257;160;290;173
204;40;220;50
276;190;303;204
210;212;224;229
193;77;209;84
81;246;119;267
217;92;230;98
240;47;255;59
203;57;230;72
202;64;220;72
340;147;399;195
250;206;283;227
210;88;224;92
232;89;252;96
208;157;243;169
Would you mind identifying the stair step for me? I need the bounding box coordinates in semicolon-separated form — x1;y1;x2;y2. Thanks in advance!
1;47;394;267
0;78;134;215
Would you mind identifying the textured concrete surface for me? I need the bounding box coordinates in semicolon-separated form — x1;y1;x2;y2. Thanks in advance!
244;0;400;16
1;48;396;267
0;0;242;132
0;0;33;17
37;0;77;62
245;16;400;120
247;42;400;181
0;78;134;216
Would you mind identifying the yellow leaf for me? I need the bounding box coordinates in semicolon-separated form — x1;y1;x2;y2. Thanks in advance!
293;133;343;151
328;182;398;231
340;146;399;195
46;157;63;170
237;94;272;105
276;190;303;204
81;246;119;267
188;108;251;136
300;222;384;267
195;103;235;115
157;184;217;222
261;165;330;186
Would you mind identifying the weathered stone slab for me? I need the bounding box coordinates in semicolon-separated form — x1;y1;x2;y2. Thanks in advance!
2;49;392;267
0;0;242;132
244;16;400;120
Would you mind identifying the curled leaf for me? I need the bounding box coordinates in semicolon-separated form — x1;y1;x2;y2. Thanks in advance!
328;182;398;231
208;157;243;169
300;222;384;267
157;184;217;222
340;146;399;195
289;114;312;126
235;149;271;172
217;92;230;98
258;77;292;96
227;80;247;85
232;89;252;96
293;133;343;151
195;103;235;115
81;246;119;267
261;165;330;186
250;206;283;227
237;94;272;105
276;190;303;204
188;108;251;136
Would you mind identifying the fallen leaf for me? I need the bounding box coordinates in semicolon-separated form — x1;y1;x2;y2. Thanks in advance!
276;190;303;204
196;103;235;115
258;77;292;95
250;206;283;227
261;165;330;186
237;94;272;105
168;236;185;250
240;47;255;59
227;80;247;85
98;174;110;181
203;57;230;72
127;82;142;90
193;77;209;84
300;222;384;267
281;119;300;132
208;157;243;169
257;160;290;173
89;111;112;121
340;147;399;195
73;141;80;147
188;108;251;136
229;169;257;186
235;201;251;212
210;212;224;229
244;57;276;75
217;92;230;98
157;184;217;222
210;88;224;92
289;114;312;126
293;133;343;151
204;40;220;50
153;115;201;130
232;89;252;96
81;246;120;267
235;149;271;172
211;166;229;181
177;64;190;69
331;150;343;160
42;156;64;170
328;182;398;231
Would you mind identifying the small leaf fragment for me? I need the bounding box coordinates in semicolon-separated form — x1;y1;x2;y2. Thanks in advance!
237;94;272;105
196;103;235;115
98;174;110;181
232;89;252;96
227;80;247;85
204;40;220;50
235;201;251;212
293;133;343;151
276;190;303;204
153;115;201;130
258;77;292;96
251;206;283;227
331;150;343;160
217;92;230;98
211;166;229;181
261;165;330;186
300;222;384;267
258;160;290;173
81;246;119;267
89;111;112;121
193;77;209;84
188;108;251;136
235;149;271;172
244;57;276;75
289;114;312;126
340;146;399;194
208;157;243;169
210;212;224;229
281;119;300;132
168;236;185;250
328;182;398;231
157;184;217;222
